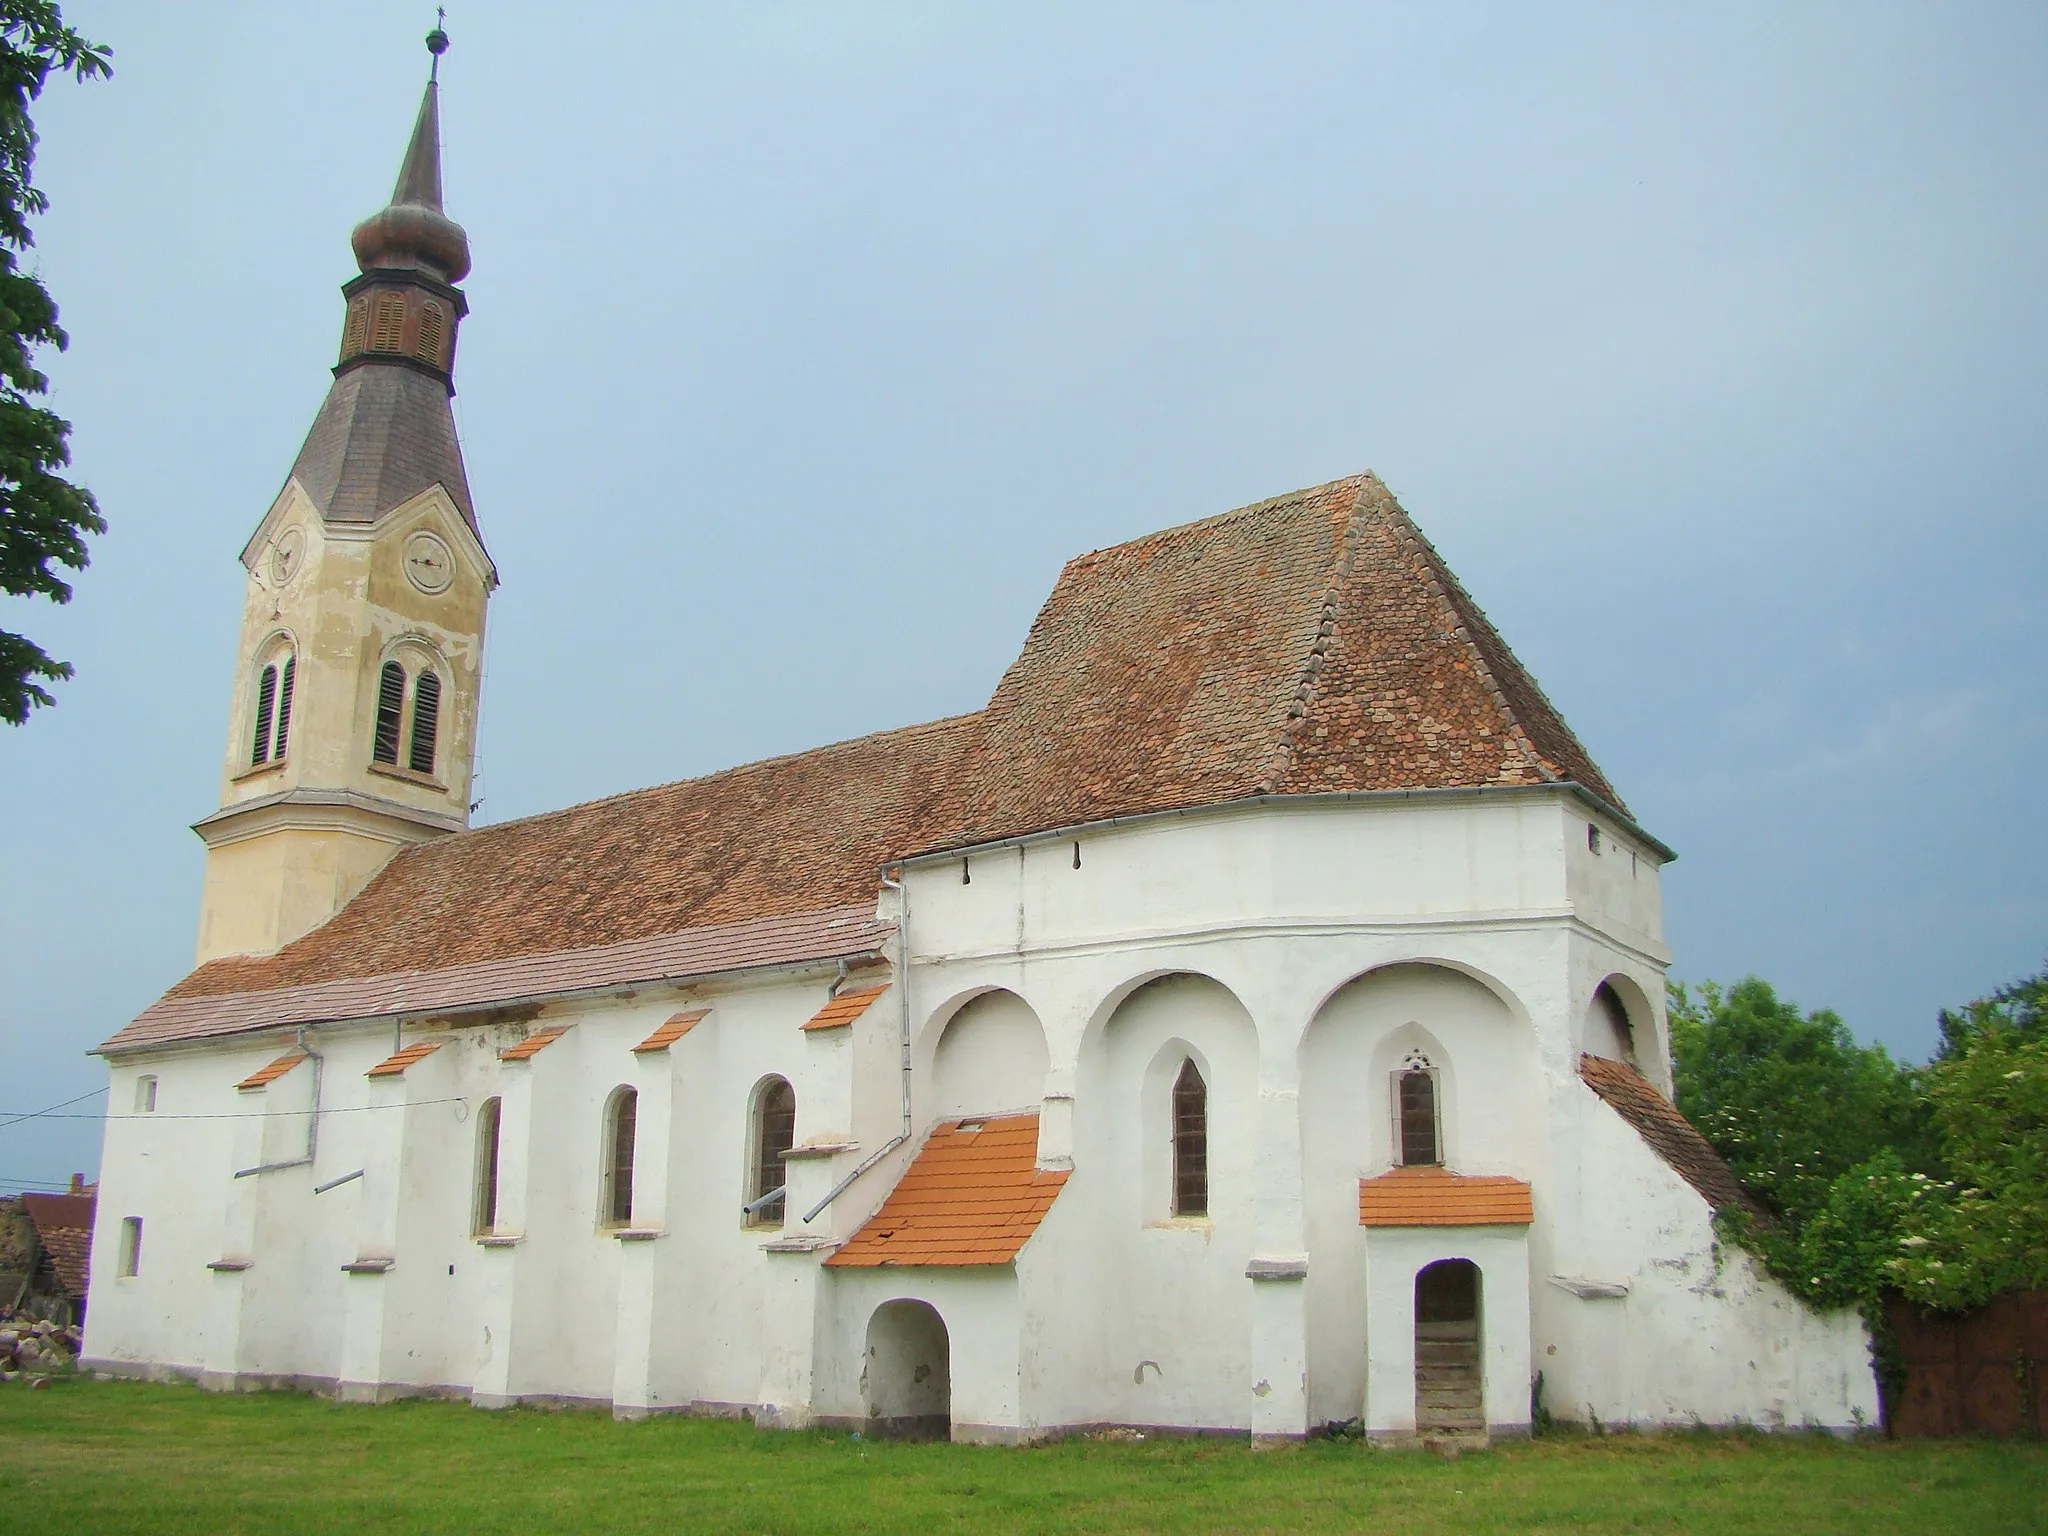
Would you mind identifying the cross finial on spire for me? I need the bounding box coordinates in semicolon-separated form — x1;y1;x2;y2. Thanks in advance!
427;9;450;83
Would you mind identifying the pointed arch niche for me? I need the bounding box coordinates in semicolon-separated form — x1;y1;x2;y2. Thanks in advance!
1297;962;1534;1430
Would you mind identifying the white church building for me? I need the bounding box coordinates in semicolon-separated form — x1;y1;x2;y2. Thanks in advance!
84;61;1876;1443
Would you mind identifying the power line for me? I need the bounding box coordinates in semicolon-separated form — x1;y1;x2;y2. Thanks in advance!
0;1085;107;1131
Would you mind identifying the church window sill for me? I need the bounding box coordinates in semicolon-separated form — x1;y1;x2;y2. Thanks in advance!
367;761;448;792
206;1259;252;1272
475;1232;524;1248
231;758;289;785
610;1228;665;1242
341;1257;394;1274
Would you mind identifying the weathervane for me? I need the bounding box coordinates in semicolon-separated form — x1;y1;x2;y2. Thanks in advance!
427;8;450;81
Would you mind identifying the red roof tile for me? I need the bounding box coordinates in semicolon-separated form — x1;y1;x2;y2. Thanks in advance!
499;1026;569;1062
827;1115;1068;1268
634;1008;709;1052
1579;1055;1768;1219
800;983;889;1032
366;1040;443;1077
235;1051;308;1090
1358;1165;1535;1226
20;1192;94;1298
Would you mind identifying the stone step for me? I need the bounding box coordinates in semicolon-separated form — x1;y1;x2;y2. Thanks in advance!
1415;1321;1479;1342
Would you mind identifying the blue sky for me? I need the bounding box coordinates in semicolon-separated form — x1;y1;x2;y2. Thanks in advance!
2;3;2044;1194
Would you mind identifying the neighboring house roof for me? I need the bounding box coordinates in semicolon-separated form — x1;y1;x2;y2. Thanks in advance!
106;474;1634;1055
634;1009;709;1053
20;1192;94;1299
1358;1165;1535;1227
367;1041;443;1077
285;362;479;538
1579;1054;1769;1220
801;983;889;1032
826;1115;1069;1268
235;1051;308;1090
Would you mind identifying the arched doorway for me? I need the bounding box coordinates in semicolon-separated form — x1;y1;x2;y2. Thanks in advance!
863;1300;951;1440
1414;1259;1483;1438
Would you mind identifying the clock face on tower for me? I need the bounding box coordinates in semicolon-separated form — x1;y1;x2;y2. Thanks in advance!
403;530;455;594
269;527;305;587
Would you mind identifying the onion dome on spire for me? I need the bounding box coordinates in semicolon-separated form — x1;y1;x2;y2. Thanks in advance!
349;34;470;282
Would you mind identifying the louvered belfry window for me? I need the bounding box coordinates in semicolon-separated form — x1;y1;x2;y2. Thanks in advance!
1172;1058;1209;1217
272;655;295;759
1399;1068;1440;1166
370;291;406;352
372;661;407;765
749;1078;796;1225
408;670;441;775
605;1088;638;1228
342;297;369;356
415;302;445;368
250;663;278;766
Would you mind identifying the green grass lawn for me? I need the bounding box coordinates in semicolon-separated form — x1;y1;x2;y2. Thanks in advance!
0;1379;2040;1535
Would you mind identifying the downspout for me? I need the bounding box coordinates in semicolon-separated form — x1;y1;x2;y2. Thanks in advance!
233;1027;324;1179
801;863;913;1224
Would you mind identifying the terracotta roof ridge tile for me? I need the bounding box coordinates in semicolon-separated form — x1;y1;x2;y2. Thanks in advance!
1065;472;1376;567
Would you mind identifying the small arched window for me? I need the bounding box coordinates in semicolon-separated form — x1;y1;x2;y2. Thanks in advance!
1171;1058;1208;1217
249;652;295;767
746;1077;796;1227
409;670;441;775
372;660;407;765
473;1096;503;1237
415;302;445;367
1398;1066;1440;1167
602;1087;638;1229
370;291;406;352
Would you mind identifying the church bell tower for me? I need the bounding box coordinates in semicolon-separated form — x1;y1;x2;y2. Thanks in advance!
193;30;496;965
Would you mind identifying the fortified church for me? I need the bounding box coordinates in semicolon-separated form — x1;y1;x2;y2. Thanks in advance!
85;44;1876;1441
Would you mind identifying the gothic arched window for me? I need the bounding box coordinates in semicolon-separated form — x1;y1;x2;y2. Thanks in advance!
473;1096;503;1237
1171;1058;1209;1217
746;1077;796;1227
601;1087;637;1229
1397;1065;1440;1167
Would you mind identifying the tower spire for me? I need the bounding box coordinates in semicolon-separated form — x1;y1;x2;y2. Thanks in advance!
350;23;470;282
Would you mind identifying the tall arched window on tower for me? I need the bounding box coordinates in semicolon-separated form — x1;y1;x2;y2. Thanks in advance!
1397;1062;1440;1167
415;301;445;368
746;1077;796;1227
370;290;406;352
601;1087;637;1229
372;660;407;765
249;651;295;767
473;1097;503;1237
409;670;441;775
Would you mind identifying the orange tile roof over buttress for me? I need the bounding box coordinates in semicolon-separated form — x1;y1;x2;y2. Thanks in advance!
801;983;889;1032
634;1008;709;1052
827;1115;1068;1268
367;1040;443;1077
1358;1165;1535;1226
498;1026;569;1061
235;1051;308;1091
1578;1054;1768;1220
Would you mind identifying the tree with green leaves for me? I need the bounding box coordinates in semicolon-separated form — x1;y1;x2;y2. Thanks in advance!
0;1;107;726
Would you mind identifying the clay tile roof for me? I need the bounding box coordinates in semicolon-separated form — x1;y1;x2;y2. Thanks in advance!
235;1051;308;1090
827;1115;1068;1268
960;472;1621;846
20;1192;93;1298
634;1008;709;1053
1358;1165;1535;1227
499;1026;569;1062
1579;1054;1768;1220
366;1040;443;1077
801;983;889;1032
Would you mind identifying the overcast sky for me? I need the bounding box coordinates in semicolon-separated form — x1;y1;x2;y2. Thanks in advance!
3;3;2043;1194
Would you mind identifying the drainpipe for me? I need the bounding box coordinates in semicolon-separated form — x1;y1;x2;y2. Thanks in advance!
233;1027;324;1179
801;863;914;1224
